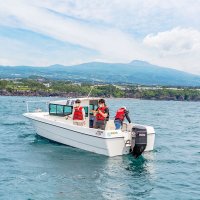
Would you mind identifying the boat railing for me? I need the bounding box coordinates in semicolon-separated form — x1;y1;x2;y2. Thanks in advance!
25;100;50;113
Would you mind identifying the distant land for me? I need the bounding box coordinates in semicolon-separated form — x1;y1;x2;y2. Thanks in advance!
1;60;200;86
1;79;200;101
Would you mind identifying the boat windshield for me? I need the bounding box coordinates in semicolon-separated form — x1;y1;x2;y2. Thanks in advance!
49;103;89;117
49;104;73;116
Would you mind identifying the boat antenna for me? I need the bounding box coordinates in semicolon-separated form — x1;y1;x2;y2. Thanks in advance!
87;82;95;97
87;86;94;97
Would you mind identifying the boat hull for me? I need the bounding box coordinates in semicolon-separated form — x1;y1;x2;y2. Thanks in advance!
32;120;130;156
24;112;155;157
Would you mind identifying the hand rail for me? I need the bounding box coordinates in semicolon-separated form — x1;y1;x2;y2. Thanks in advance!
25;100;50;113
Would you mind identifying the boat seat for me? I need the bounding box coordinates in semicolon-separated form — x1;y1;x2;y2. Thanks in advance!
122;123;128;131
105;120;116;130
122;123;133;132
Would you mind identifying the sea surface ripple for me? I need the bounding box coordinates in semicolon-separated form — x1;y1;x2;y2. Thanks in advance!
0;96;200;200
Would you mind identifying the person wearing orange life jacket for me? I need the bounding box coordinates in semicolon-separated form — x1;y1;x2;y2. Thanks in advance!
72;99;85;126
93;99;109;130
114;106;131;129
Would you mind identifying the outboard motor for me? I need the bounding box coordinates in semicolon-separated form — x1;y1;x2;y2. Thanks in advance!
131;127;147;158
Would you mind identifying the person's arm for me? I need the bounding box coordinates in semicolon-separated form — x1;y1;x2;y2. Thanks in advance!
66;108;74;119
98;108;108;118
82;108;86;120
105;108;109;120
125;110;131;123
93;108;98;116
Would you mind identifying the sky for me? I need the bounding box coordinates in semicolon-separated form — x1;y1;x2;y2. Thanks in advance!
0;0;200;74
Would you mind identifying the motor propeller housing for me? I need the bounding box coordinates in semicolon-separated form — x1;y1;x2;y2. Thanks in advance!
131;127;147;158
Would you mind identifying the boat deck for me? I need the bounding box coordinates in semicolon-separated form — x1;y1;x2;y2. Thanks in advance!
24;112;134;132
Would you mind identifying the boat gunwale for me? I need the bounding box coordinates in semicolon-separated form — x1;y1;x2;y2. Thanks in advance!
26;117;125;140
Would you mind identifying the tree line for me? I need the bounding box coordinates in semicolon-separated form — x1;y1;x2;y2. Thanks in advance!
0;79;200;101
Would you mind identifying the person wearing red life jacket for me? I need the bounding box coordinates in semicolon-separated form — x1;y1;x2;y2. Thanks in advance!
114;106;131;129
72;99;85;126
93;99;109;130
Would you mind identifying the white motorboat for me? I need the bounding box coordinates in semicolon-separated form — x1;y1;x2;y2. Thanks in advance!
23;98;155;157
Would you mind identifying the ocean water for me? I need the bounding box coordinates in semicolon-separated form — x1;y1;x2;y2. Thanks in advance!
0;96;199;200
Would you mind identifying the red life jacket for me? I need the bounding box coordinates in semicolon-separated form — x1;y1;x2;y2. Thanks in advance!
115;108;125;121
73;106;83;120
96;106;107;121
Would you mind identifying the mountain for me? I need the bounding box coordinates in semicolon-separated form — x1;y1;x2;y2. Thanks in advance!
0;60;200;86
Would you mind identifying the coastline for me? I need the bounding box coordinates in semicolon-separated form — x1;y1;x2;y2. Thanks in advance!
1;79;200;101
1;90;200;102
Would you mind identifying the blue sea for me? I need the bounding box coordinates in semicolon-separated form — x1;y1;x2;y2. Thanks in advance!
0;96;199;200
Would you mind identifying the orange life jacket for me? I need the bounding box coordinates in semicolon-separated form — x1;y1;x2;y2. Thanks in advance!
115;108;126;121
73;106;83;120
96;106;107;121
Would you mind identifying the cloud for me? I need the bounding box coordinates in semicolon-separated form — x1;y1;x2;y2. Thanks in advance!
0;57;12;65
34;0;200;36
143;27;200;74
143;27;200;55
0;0;200;74
0;0;149;62
0;33;100;66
